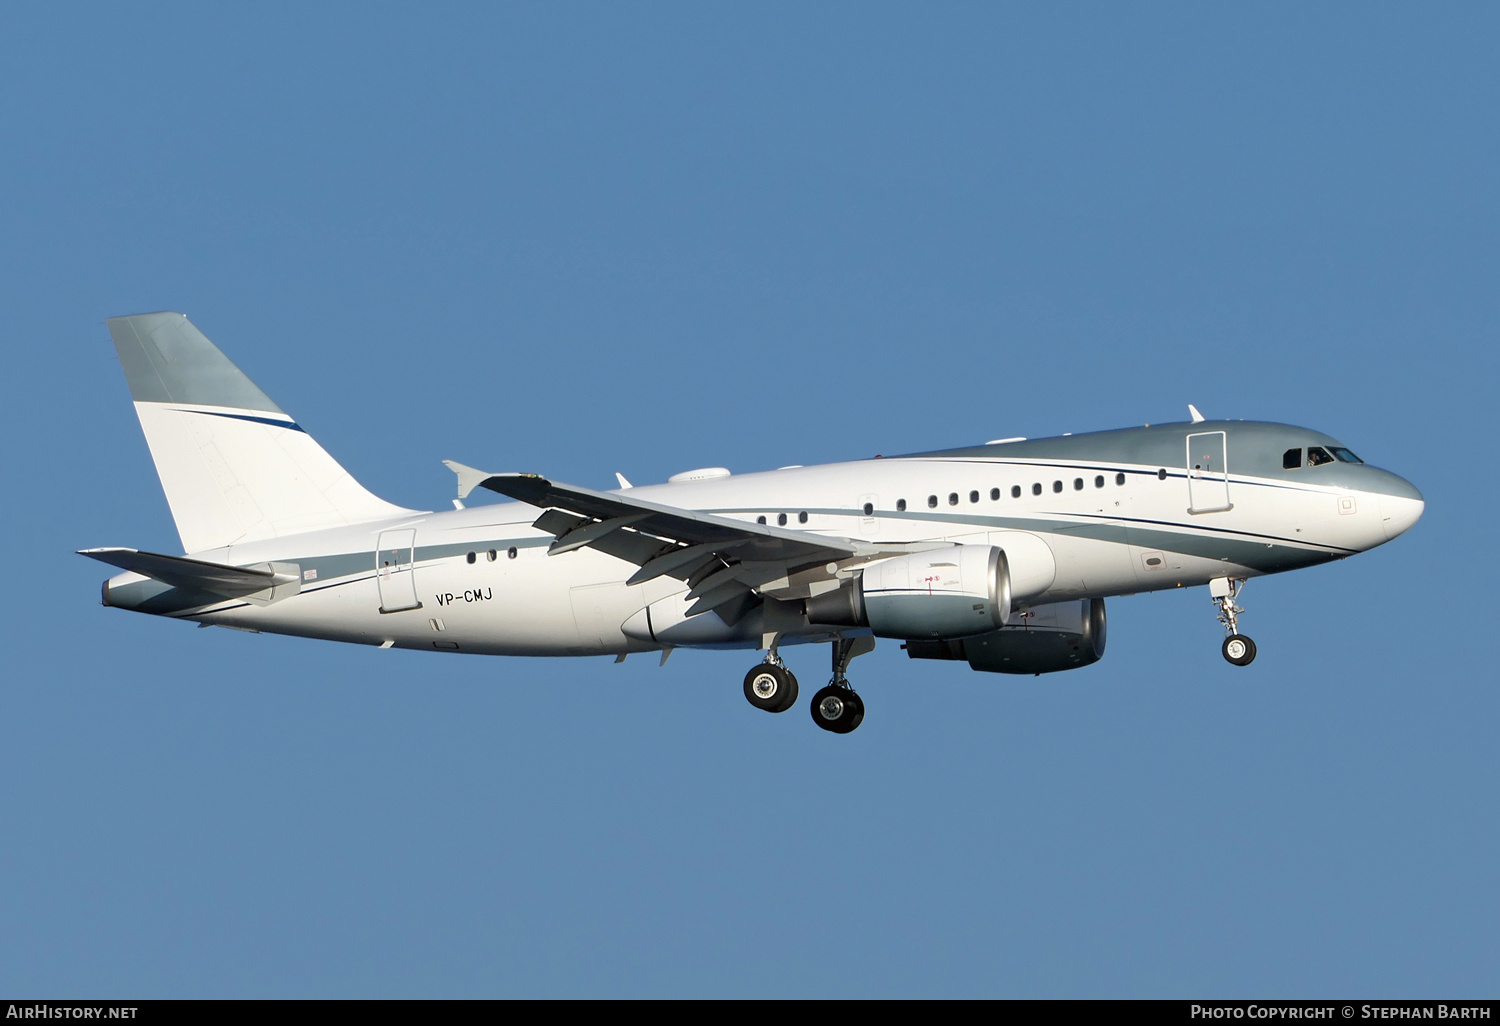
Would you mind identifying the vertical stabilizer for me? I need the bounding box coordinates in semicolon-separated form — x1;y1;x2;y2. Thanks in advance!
107;312;412;553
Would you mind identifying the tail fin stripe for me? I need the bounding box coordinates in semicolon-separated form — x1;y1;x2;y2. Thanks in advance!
187;410;307;432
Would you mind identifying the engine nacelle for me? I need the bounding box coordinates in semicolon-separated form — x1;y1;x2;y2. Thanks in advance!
807;545;1010;640
902;597;1107;674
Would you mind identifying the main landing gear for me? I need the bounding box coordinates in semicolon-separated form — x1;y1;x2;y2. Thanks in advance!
1210;576;1257;667
741;636;873;733
811;637;865;734
743;659;800;713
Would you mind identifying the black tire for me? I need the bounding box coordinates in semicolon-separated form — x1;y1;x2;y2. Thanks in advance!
842;690;865;731
771;670;800;712
744;664;794;712
810;685;865;734
1222;634;1257;666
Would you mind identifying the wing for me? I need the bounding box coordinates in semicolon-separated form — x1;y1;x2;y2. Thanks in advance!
444;463;881;622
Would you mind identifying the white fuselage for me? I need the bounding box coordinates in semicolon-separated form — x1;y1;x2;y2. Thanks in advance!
126;439;1417;658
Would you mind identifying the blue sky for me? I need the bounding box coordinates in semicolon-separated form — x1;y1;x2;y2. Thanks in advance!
1;3;1495;997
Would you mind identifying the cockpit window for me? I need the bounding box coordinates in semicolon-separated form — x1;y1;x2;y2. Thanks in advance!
1330;447;1363;464
1307;446;1335;467
1283;448;1302;469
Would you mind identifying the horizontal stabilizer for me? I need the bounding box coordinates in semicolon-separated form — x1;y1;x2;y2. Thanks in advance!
79;547;301;604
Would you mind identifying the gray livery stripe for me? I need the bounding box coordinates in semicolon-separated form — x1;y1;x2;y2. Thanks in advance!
714;505;1343;558
107;312;285;413
885;456;1369;497
135;492;1335;617
885;421;1419;499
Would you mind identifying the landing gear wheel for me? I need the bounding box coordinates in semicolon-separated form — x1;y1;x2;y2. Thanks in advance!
1222;634;1257;666
810;685;864;734
772;671;799;712
744;664;799;712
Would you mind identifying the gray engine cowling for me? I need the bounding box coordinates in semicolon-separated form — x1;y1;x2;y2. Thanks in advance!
806;545;1011;640
902;597;1107;674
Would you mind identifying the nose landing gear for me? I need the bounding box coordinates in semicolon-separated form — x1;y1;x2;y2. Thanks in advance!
1222;634;1256;666
1211;576;1256;666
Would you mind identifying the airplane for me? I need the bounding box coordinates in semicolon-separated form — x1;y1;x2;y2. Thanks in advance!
82;312;1425;734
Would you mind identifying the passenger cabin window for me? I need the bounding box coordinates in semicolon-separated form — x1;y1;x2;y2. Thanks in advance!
488;550;497;561
896;499;907;512
928;495;938;509
969;490;979;503
1095;475;1104;488
1307;446;1335;467
508;547;517;559
1157;469;1167;480
862;502;874;516
466;551;476;564
1330;447;1364;464
1283;448;1302;469
1116;473;1126;486
1052;480;1063;493
1073;478;1083;490
990;488;1000;501
948;493;959;506
757;515;767;524
778;513;788;525
1011;485;1021;498
1032;483;1042;496
798;511;808;524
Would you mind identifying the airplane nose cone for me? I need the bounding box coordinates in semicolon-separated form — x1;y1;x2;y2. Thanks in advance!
1379;483;1425;542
